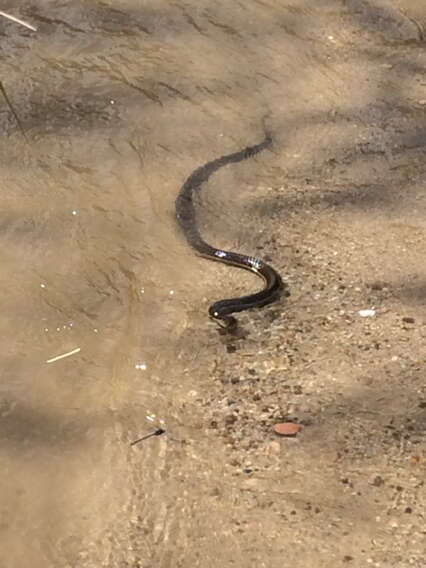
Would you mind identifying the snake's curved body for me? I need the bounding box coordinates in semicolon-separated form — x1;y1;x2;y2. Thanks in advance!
175;134;283;327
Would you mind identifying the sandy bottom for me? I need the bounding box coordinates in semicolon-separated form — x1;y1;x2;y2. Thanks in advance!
0;1;425;567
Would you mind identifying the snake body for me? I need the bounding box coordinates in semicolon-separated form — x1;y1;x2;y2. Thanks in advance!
175;133;283;327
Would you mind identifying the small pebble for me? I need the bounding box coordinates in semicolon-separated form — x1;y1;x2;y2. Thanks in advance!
266;441;281;455
402;316;415;324
373;475;385;487
273;422;301;437
359;309;375;317
224;414;237;425
370;282;384;290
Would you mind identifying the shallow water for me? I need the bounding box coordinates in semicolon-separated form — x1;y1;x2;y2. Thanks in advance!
1;1;425;566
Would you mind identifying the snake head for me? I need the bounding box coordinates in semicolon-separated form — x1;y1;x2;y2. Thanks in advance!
208;308;237;332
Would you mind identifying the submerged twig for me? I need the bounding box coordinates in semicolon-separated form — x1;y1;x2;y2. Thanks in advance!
46;347;81;364
130;428;165;446
0;80;27;140
0;10;37;31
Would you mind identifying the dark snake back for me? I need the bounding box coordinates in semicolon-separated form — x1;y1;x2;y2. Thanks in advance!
176;133;284;326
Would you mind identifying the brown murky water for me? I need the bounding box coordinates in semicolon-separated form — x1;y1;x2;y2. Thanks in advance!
1;1;425;567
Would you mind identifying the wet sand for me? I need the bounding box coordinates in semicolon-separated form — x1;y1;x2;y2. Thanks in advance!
0;1;425;567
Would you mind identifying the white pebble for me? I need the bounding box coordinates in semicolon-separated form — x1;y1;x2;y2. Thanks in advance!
40;283;46;288
359;309;375;317
72;210;77;216
135;363;147;370
169;290;174;295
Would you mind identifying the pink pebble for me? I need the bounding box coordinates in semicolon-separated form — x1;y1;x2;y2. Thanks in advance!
273;422;301;437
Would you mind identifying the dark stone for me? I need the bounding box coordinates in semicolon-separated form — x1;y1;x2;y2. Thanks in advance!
373;475;385;487
224;414;237;425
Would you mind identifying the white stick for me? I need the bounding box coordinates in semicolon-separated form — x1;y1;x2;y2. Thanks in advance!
0;10;37;32
46;347;81;364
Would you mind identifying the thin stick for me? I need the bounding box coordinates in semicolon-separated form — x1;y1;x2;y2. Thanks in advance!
46;347;81;364
0;80;27;140
130;428;165;446
0;10;37;32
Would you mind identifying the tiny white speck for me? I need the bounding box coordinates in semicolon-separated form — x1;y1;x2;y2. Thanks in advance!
40;284;46;288
44;328;49;332
140;287;145;293
328;35;334;40
110;100;115;104
93;328;98;333
72;210;77;216
136;363;147;370
56;327;61;332
146;414;155;422
169;290;174;295
69;322;74;327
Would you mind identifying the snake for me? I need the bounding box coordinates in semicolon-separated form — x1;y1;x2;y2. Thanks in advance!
175;132;284;328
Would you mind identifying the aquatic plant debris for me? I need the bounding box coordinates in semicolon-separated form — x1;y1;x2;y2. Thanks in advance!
46;347;81;364
0;10;37;31
0;80;27;138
